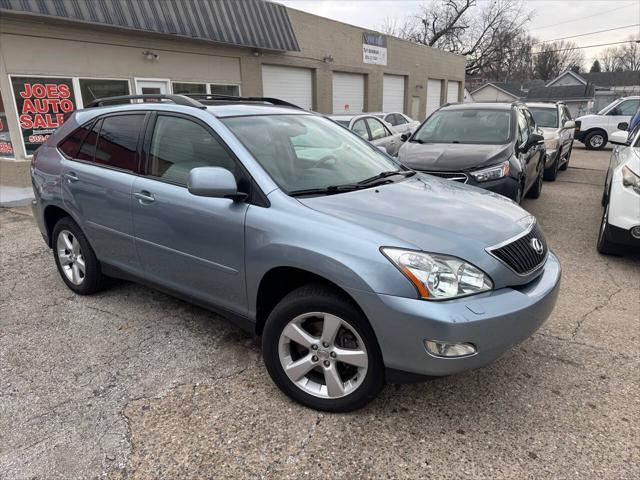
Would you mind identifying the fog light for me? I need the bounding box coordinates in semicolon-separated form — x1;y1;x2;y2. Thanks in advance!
424;340;476;358
631;226;640;239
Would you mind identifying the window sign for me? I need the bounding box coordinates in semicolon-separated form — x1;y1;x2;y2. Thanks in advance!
11;77;76;154
363;32;387;66
0;91;15;157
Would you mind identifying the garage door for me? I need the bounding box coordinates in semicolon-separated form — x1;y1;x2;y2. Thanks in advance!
447;81;460;103
426;79;442;117
332;72;364;114
262;65;313;110
383;74;405;113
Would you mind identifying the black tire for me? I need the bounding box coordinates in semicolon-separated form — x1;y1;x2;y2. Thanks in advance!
597;200;620;255
52;217;105;294
601;171;610;207
543;148;560;181
559;143;572;170
527;162;544;199
262;284;385;412
585;130;607;150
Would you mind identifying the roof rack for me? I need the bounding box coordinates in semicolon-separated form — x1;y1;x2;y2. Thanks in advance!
184;94;302;110
84;94;206;109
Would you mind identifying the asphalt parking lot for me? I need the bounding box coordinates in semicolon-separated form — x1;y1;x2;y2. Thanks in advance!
1;142;639;479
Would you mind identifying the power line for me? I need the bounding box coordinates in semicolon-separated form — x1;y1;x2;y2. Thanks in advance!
531;40;639;55
534;24;640;45
532;3;638;31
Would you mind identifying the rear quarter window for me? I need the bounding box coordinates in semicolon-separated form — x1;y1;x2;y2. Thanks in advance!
58;123;93;158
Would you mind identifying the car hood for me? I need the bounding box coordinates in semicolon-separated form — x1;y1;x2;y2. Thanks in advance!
576;114;599;123
398;142;512;171
298;174;532;251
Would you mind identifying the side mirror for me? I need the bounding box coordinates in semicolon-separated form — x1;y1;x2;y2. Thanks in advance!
609;130;631;146
400;133;410;142
563;120;575;129
523;133;544;152
187;167;246;200
617;122;629;131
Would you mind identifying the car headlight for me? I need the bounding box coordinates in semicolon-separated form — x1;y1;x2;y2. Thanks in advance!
622;165;640;194
469;160;510;182
381;248;493;300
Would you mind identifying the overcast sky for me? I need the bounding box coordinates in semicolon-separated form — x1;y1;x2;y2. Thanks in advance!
279;0;640;67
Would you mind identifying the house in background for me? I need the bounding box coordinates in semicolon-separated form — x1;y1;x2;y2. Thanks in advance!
546;70;640;112
469;69;639;116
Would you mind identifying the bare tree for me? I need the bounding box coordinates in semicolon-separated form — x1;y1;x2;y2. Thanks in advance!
532;41;584;81
382;0;533;76
601;47;622;72
597;39;639;72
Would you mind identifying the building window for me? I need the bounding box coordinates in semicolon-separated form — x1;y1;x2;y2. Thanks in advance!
210;84;240;96
0;89;15;158
79;79;129;106
10;76;76;155
172;83;206;94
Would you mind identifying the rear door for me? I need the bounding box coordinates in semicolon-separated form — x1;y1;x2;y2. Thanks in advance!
61;112;146;273
132;112;249;314
606;99;640;135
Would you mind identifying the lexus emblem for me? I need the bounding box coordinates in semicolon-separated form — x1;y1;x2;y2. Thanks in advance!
530;238;544;255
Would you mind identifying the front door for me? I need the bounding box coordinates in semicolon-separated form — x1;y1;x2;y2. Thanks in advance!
135;79;170;95
132;112;248;315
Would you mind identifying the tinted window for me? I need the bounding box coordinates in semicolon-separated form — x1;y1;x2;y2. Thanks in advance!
352;119;369;139
517;110;529;145
414;108;512;144
148;115;236;185
94;115;144;171
58;123;92;158
78;120;100;162
366;118;388;140
529;107;558;128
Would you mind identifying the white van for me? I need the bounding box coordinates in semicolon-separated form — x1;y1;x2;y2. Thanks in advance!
575;96;640;150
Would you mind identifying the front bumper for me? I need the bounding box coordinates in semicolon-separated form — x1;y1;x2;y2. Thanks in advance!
468;175;520;201
348;252;561;377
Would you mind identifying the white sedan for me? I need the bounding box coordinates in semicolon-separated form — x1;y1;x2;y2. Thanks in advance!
598;129;640;254
371;112;421;135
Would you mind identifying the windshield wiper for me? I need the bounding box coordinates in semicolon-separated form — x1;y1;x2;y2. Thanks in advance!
409;138;425;143
357;170;416;185
289;184;365;197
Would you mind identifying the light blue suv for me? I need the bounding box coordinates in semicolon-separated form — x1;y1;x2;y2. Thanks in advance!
31;94;561;411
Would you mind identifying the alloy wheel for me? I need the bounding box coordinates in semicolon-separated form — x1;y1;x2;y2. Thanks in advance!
56;229;85;285
278;312;368;399
590;134;604;149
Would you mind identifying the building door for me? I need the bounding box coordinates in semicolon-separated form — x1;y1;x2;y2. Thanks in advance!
383;74;405;113
426;79;442;117
135;79;170;95
332;72;365;114
447;81;460;103
262;65;313;110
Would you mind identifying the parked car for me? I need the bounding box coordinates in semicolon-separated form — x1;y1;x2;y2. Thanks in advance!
31;94;561;412
329;114;403;156
397;102;546;204
371;112;421;135
575;96;640;150
527;102;575;181
598;128;640;254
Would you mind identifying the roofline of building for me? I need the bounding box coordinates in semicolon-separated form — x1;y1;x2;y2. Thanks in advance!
469;82;521;99
545;69;587;87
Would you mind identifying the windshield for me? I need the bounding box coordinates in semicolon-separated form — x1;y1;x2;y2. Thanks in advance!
598;99;621;115
334;120;350;127
529;107;558;128
222;114;402;193
412;109;512;144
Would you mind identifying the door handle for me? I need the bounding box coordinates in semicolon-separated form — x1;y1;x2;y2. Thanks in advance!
134;191;155;203
64;172;79;182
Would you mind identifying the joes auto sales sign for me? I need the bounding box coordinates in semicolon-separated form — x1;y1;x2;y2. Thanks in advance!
11;77;76;154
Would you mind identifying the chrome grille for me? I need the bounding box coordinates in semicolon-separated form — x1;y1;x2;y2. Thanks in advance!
488;223;548;275
421;171;468;183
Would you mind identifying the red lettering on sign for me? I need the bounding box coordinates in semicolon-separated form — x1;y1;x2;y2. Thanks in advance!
32;84;47;98
19;114;33;129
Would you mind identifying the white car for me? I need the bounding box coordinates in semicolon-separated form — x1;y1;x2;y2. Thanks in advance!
575;96;640;150
329;114;403;156
371;112;421;135
598;129;640;254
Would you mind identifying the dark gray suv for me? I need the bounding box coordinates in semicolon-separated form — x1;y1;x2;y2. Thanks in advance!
31;94;561;411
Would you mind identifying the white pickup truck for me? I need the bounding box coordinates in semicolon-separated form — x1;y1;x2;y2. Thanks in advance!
575;96;640;150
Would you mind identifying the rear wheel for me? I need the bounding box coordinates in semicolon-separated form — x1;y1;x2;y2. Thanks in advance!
585;131;607;150
52;217;105;294
262;284;384;412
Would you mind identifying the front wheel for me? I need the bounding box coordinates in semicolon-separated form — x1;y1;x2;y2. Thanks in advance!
597;200;620;255
262;285;385;412
585;131;607;150
543;149;560;181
